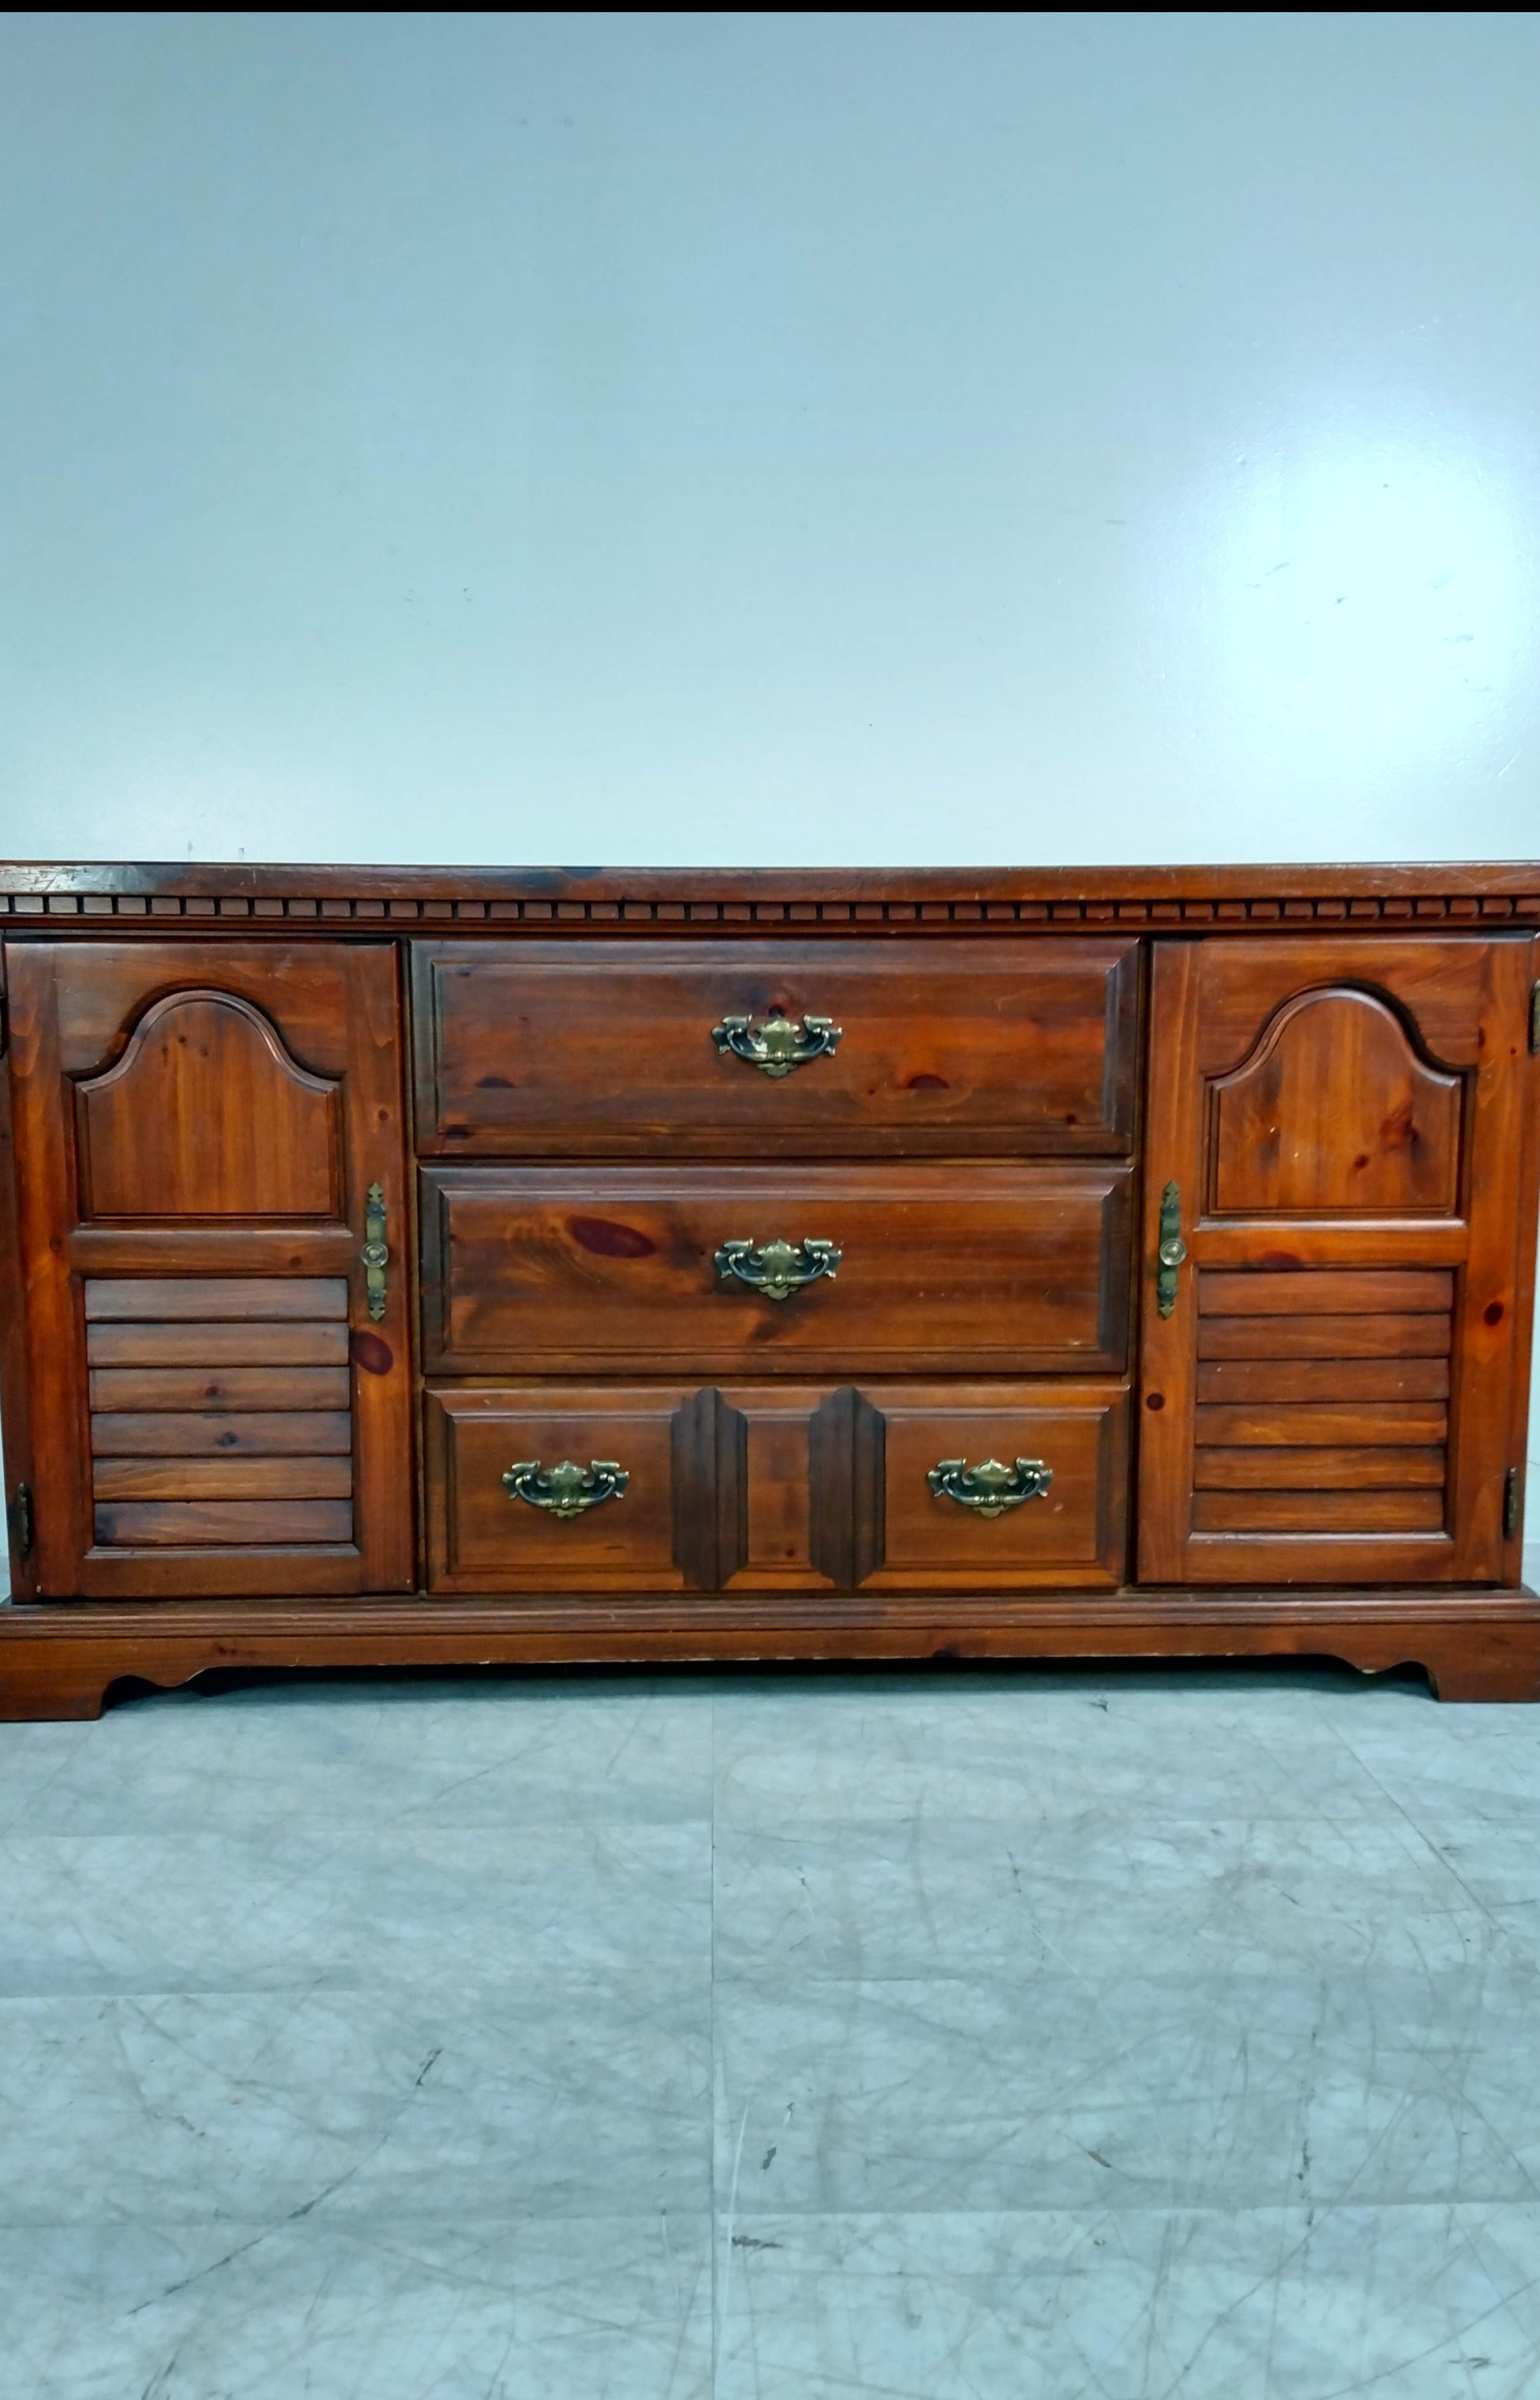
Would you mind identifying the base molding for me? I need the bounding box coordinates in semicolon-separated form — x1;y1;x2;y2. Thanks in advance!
2;1588;1538;1717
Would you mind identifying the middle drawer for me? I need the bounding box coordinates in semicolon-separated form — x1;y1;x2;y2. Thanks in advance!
421;1164;1132;1377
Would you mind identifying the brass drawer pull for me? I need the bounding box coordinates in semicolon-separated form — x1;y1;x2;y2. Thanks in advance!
714;1236;841;1302
360;1181;389;1323
502;1459;629;1518
927;1456;1053;1518
1156;1180;1187;1319
711;1010;842;1077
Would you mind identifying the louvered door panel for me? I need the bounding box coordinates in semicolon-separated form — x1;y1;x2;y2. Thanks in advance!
86;1277;355;1547
1190;1266;1452;1534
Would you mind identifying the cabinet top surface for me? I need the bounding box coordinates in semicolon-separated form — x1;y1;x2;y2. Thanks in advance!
1;860;1537;932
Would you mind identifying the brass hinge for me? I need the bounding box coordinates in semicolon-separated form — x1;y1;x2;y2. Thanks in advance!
1156;1182;1188;1318
1505;1467;1524;1542
1530;980;1540;1054
360;1182;388;1323
7;1483;32;1561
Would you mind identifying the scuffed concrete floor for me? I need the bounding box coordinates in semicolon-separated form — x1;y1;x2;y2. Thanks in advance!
3;1657;1540;2399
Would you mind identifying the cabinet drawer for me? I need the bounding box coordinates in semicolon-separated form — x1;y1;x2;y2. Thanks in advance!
421;1164;1132;1376
412;938;1138;1158
429;1386;690;1592
425;1381;1128;1594
860;1383;1128;1590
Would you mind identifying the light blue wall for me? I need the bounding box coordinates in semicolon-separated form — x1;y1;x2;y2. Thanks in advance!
0;12;1535;1575
1;11;1538;867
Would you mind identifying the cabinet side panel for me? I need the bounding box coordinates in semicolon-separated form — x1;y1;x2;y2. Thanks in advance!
6;947;92;1594
0;945;38;1597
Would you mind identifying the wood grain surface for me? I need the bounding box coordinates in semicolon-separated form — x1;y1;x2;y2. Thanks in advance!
420;1164;1132;1376
412;938;1140;1157
425;1380;1127;1597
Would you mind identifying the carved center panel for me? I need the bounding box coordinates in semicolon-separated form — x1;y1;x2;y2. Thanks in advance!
74;990;341;1219
1208;987;1461;1216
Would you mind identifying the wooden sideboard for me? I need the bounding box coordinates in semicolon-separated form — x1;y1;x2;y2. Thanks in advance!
1;861;1537;1717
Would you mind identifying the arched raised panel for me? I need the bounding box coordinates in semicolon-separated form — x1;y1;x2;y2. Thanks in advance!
1208;986;1461;1216
75;990;342;1219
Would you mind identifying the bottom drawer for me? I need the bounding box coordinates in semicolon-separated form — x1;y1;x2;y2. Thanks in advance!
425;1382;1128;1594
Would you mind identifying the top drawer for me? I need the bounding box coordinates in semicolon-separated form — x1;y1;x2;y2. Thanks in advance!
412;938;1139;1158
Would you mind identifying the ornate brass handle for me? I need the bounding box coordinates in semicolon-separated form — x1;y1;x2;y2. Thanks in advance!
714;1236;841;1302
360;1182;388;1323
711;1010;842;1078
502;1459;629;1519
927;1457;1053;1518
1157;1180;1188;1319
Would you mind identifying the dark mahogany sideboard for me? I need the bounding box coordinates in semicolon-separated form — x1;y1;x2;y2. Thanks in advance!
1;860;1537;1718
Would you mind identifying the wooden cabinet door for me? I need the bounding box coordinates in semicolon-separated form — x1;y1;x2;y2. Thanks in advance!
1137;935;1540;1586
3;942;413;1597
